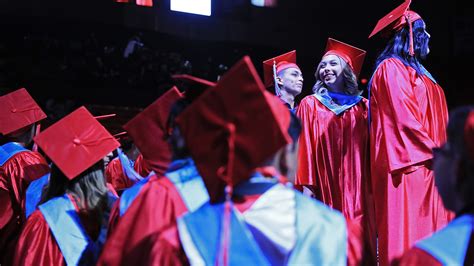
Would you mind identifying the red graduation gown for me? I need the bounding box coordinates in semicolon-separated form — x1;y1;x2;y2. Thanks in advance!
13;211;65;266
105;154;150;192
105;158;135;192
370;58;454;265
14;206;107;266
296;95;376;261
0;151;49;264
97;177;189;265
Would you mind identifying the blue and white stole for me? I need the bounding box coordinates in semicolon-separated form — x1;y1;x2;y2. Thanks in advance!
119;157;206;216
163;158;208;213
38;194;93;265
416;214;474;265
0;142;27;166
314;90;363;115
177;174;291;265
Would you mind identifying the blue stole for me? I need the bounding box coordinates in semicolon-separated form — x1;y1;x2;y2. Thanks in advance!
119;176;151;216
39;195;91;266
0;142;27;166
119;158;205;216
117;148;149;183
178;203;270;265
164;158;209;212
25;173;50;218
314;90;363;115
416;214;474;265
288;191;347;265
178;176;347;265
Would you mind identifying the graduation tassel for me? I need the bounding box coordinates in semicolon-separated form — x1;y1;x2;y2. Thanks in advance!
273;60;281;97
216;123;236;266
406;14;415;56
94;114;116;120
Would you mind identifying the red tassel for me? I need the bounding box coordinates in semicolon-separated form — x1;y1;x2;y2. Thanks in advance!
216;123;236;266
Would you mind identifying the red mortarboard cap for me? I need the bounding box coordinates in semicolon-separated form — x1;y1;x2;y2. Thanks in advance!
177;56;292;202
368;0;422;38
324;38;367;77
262;50;299;88
34;107;120;180
0;88;47;135
123;87;184;176
465;111;474;162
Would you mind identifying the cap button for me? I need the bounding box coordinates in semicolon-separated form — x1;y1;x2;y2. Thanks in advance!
11;108;17;113
73;138;81;145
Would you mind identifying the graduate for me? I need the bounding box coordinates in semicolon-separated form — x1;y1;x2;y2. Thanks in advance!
104;136;150;194
98;77;214;265
295;38;375;263
368;0;453;263
14;107;120;266
263;50;304;111
398;106;474;266
174;56;347;265
107;74;215;222
0;88;50;265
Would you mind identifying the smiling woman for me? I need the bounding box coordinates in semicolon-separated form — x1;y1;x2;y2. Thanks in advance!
295;38;376;264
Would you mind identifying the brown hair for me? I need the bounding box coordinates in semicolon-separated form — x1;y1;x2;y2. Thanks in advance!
313;56;361;96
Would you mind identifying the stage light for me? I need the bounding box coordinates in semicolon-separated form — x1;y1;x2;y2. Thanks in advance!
251;0;277;7
170;0;211;16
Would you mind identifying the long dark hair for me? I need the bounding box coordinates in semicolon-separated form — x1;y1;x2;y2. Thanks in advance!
375;19;430;74
40;160;109;214
313;57;361;96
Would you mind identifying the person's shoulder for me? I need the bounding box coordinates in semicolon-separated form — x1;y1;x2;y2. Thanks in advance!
24;210;49;230
7;149;46;163
295;190;346;228
377;57;407;70
298;94;319;109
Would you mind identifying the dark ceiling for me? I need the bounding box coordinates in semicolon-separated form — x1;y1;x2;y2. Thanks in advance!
0;0;471;109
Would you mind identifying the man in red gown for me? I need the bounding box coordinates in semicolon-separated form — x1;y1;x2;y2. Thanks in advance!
0;88;50;265
399;107;474;266
262;50;303;111
368;1;454;264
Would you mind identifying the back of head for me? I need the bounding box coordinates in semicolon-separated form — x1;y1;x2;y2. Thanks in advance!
40;160;108;213
375;18;429;73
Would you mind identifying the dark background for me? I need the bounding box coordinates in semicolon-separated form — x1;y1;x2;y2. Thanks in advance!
0;0;471;131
